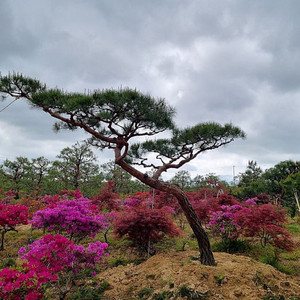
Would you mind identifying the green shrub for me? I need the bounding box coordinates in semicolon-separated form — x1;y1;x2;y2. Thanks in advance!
0;257;16;268
211;239;250;253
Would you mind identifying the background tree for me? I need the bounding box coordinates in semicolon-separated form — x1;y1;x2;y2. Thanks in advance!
238;160;262;187
48;142;102;195
2;157;31;199
28;156;51;195
100;161;148;194
262;160;300;204
281;171;300;216
101;161;132;193
190;174;204;191
170;170;192;191
0;167;12;192
0;73;245;265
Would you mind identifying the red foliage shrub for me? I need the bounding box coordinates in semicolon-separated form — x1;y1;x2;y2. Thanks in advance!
113;206;181;248
234;203;294;251
216;194;239;206
192;198;221;222
92;181;120;211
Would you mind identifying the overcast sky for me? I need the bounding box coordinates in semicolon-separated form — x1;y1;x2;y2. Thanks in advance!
1;0;300;181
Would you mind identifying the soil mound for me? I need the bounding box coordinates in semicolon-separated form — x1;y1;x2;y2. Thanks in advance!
99;251;300;299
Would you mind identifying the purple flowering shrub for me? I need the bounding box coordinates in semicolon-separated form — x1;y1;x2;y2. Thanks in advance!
206;204;243;242
30;197;109;241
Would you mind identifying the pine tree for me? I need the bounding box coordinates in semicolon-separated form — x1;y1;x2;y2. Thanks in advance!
0;73;245;265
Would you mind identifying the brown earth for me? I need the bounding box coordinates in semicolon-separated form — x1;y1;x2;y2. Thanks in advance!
98;251;300;299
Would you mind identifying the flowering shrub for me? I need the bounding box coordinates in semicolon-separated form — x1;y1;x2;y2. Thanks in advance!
31;198;108;241
0;263;55;300
0;203;28;250
206;205;243;242
123;196;153;208
123;197;144;208
114;206;180;251
245;197;257;206
17;234;108;299
59;189;82;199
17;195;45;220
192;198;221;222
19;234;108;275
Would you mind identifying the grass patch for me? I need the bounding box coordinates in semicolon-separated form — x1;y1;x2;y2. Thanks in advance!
152;290;174;299
137;287;154;299
108;256;129;267
286;223;300;234
177;284;211;299
70;280;110;300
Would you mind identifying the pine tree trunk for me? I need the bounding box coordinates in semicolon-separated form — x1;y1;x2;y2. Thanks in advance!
170;188;216;266
116;159;216;266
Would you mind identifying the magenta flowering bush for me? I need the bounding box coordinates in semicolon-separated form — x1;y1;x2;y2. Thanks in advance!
0;263;55;300
123;197;143;208
0;203;29;250
30;198;108;241
123;196;153;209
14;234;108;300
245;197;257;206
19;234;108;275
206;204;243;242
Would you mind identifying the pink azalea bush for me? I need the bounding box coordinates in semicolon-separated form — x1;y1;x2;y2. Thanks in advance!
0;234;109;299
30;198;108;241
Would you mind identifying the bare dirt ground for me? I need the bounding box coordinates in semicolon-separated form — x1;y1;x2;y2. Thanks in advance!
98;250;300;299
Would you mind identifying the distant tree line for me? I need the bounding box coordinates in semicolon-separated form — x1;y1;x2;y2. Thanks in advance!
0;142;148;198
233;160;300;216
1;143;299;217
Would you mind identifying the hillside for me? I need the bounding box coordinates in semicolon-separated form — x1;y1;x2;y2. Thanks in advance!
98;251;300;299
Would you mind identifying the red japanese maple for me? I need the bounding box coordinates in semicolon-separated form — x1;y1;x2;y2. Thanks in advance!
234;203;294;251
114;206;180;250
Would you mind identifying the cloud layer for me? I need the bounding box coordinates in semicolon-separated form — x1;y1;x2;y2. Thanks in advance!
1;0;300;179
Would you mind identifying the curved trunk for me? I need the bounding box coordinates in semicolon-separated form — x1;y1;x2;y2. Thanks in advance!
170;186;216;265
116;159;216;266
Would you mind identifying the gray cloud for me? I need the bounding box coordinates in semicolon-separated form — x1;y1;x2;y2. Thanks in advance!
1;0;300;177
